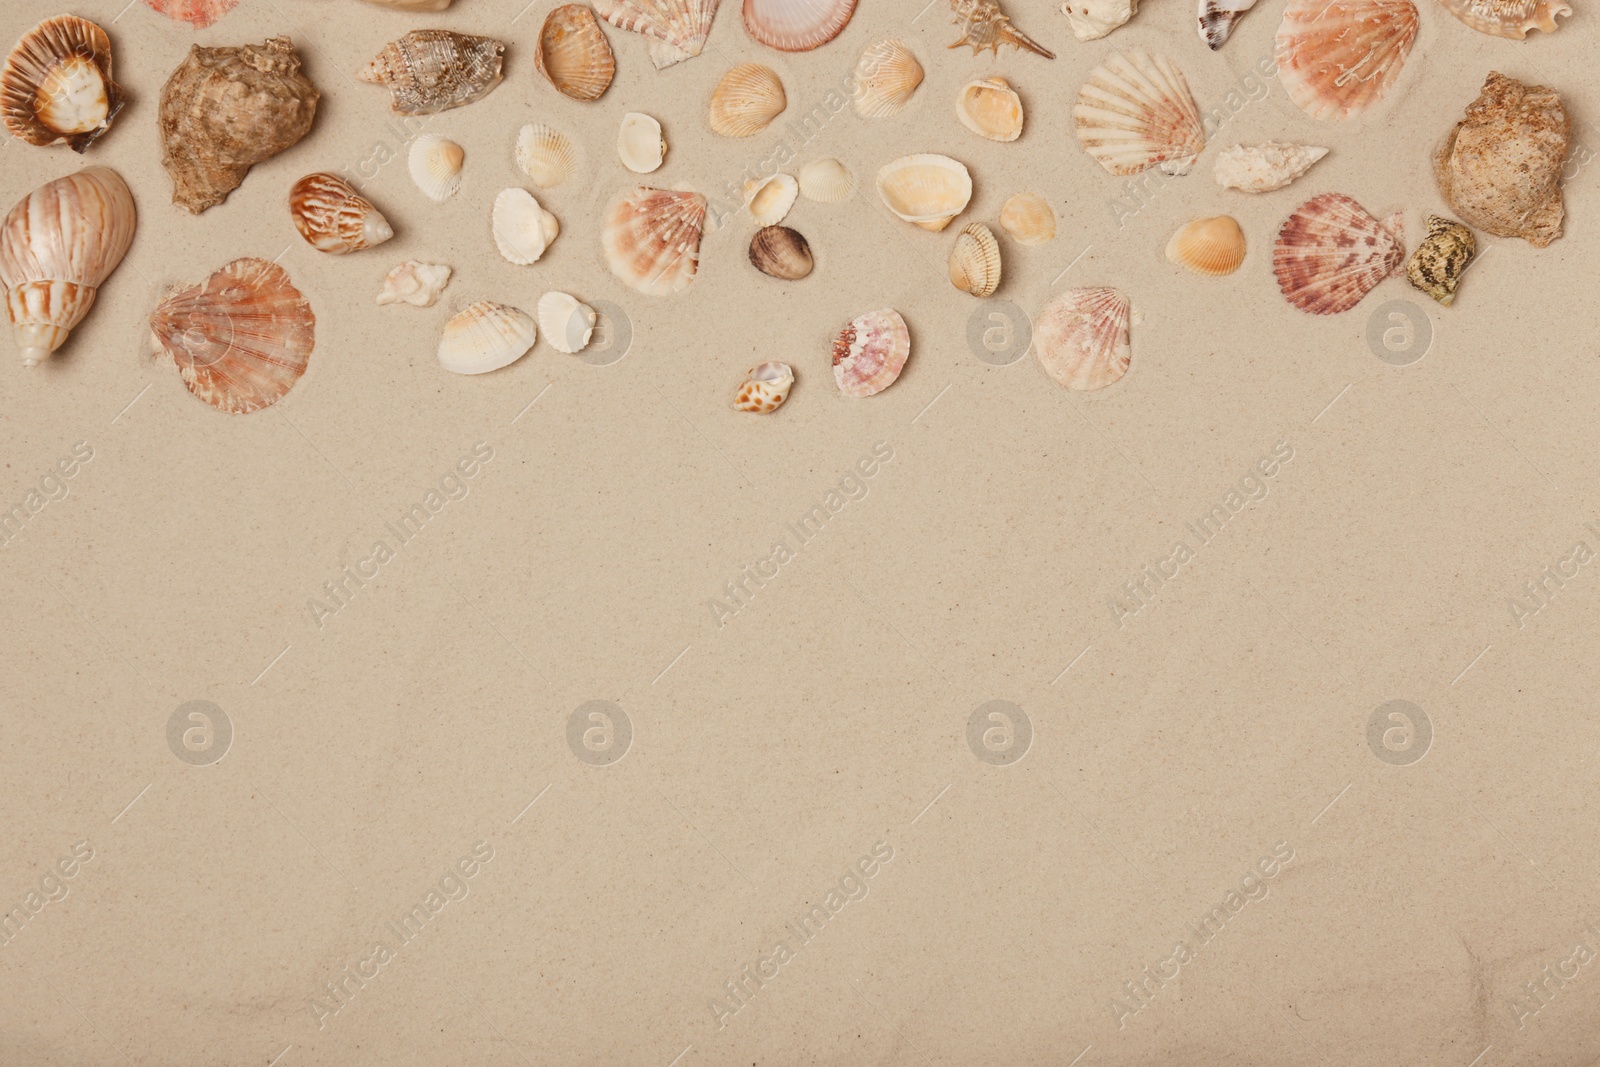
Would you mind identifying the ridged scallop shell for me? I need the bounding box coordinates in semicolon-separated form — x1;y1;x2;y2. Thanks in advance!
1198;0;1255;48
2;16;125;152
408;134;464;202
709;63;787;137
602;187;708;296
744;0;858;51
359;30;505;115
749;225;813;279
1166;216;1244;276
377;261;452;307
853;40;923;119
744;173;798;226
1273;193;1404;315
1435;0;1567;36
949;223;1001;297
516;124;577;188
947;0;1055;56
955;76;1022;141
833;308;909;397
140;0;241;29
149;258;313;414
1213;142;1327;193
618;112;666;174
438;300;535;375
799;158;853;202
999;192;1055;245
1074;50;1204;176
535;6;615;101
290;173;394;255
1406;215;1475;306
593;0;720;68
876;154;972;232
538;291;597;353
734;361;794;412
1034;287;1130;391
492;189;560;265
1275;0;1416;122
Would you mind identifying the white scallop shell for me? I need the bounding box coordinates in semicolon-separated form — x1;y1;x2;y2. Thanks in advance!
744;172;798;226
617;112;666;174
799;157;853;202
1073;50;1205;176
438;300;536;374
515;123;577;188
492;188;560;265
538;291;597;353
408;134;464;202
1034;287;1131;390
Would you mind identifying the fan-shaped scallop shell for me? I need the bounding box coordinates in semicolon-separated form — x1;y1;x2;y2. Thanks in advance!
618;112;666;174
1435;0;1567;36
949;223;1001;296
1166;216;1245;276
409;134;464;202
1000;192;1055;245
493;189;560;265
290;173;394;255
749;226;813;279
833;308;909;397
1273;193;1404;315
602;187;708;296
744;173;798;226
593;0;720;68
359;30;505;114
709;63;787;137
149;258;313;414
516;124;577;188
1034;287;1131;391
956;76;1022;141
1275;0;1417;122
734;361;794;412
438;300;536;375
377;261;452;307
876;154;972;232
799;158;853;202
744;0;858;50
535;6;615;101
538;291;597;353
140;0;242;29
1074;50;1204;176
852;40;923;118
2;15;126;152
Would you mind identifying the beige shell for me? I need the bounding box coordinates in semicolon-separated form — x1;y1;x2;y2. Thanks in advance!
1034;287;1131;391
709;62;787;137
1435;73;1569;248
1074;50;1204;176
876;154;972;232
0;166;136;367
602;187;708;296
1434;0;1568;36
140;0;241;29
955;76;1022;142
358;30;505;115
734;361;794;413
377;261;452;307
1166;216;1245;276
1213;142;1327;193
290;174;394;255
1064;0;1139;40
516;123;577;188
999;193;1055;245
408;134;464;202
594;0;720;68
799;158;854;202
949;223;1001;297
833;308;909;397
158;37;320;214
744;0;857;51
744;173;798;226
618;112;666;174
749;225;813;280
853;40;923;118
2;15;126;152
492;189;560;265
438;300;536;375
539;291;597;353
1275;0;1416;122
947;0;1055;56
1273;193;1404;315
535;6;615;101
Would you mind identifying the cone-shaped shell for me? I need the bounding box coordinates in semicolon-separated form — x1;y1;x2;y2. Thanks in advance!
949;223;1001;296
1;166;136;367
516;124;577;188
1275;0;1416;122
1273;193;1404;315
140;0;242;29
618;112;666;173
956;76;1022;141
744;0;857;50
602;187;708;296
1435;0;1567;36
493;189;560;265
709;63;787;137
800;158;853;202
359;30;505;114
409;134;464;202
149;258;313;414
876;154;972;232
377;261;452;307
734;361;794;412
749;225;813;279
1166;216;1245;276
744;173;798;226
1074;50;1204;176
1213;142;1327;193
852;40;922;118
593;0;720;68
535;6;615;101
1034;287;1131;390
999;192;1055;245
833;308;909;397
437;300;535;375
2;15;126;152
538;291;597;353
290;173;394;254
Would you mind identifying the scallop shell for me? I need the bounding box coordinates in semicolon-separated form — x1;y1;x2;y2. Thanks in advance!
956;76;1022;141
1074;50;1204;176
1034;287;1131;391
876;154;972;232
852;40;923;119
1198;0;1255;48
618;112;666;174
1273;193;1404;315
593;0;720;68
833;308;909;397
1062;0;1139;41
602;187;708;296
140;0;242;29
535;6;615;101
799;158;854;202
438;300;535;375
2;15;126;152
1213;142;1327;193
1166;216;1245;276
999;193;1055;245
744;0;858;51
516;124;577;188
749;225;813;279
377;261;452;307
734;361;794;412
358;30;505;115
1;166;136;368
1275;0;1417;122
290;173;394;255
948;0;1055;57
1434;0;1568;35
709;63;787;137
492;189;560;265
744;173;798;226
538;291;597;353
149;258;313;414
1406;215;1475;306
408;134;464;202
949;223;1001;297
158;37;320;214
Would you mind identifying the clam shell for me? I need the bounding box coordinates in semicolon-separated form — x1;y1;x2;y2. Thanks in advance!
538;291;597;353
1275;0;1416;122
1406;215;1475;307
1435;0;1567;35
290;173;394;255
408;134;465;202
948;0;1055;56
876;154;972;232
602;187;708;296
618;112;666;174
852;40;923;119
749;225;813;279
438;300;536;375
799;158;854;202
734;361;794;413
948;223;1001;297
1034;287;1131;391
360;30;504;115
593;0;720;68
516;123;577;188
1213;142;1327;193
1074;50;1204;176
140;0;241;29
535;6;615;101
709;62;787;137
1166;216;1245;276
1198;0;1255;48
492;189;560;265
1063;0;1139;41
149;258;313;414
999;192;1055;245
377;261;452;307
744;0;858;51
955;76;1022;141
833;308;909;397
744;173;798;226
2;15;125;152
1273;193;1404;315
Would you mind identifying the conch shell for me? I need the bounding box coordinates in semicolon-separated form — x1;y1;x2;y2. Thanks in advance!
1434;0;1568;36
948;0;1055;57
1;15;126;152
0;166;136;368
358;30;505;115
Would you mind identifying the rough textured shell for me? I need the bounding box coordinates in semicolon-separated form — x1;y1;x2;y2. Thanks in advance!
1213;142;1327;193
409;134;464;202
618;112;666;174
535;6;614;101
1198;0;1255;48
956;76;1022;141
1166;216;1245;276
1275;0;1416;122
734;361;794;412
709;63;787;137
1034;287;1130;390
141;0;241;29
749;226;813;279
853;40;923;119
949;223;1001;296
2;15;126;152
593;0;720;68
1406;215;1475;306
149;258;313;414
359;30;505;114
744;173;798;226
538;291;597;353
1063;0;1139;41
1273;193;1404;315
1074;50;1204;176
493;189;560;265
377;261;452;307
999;192;1055;245
744;0;857;51
799;158;853;202
158;37;320;214
438;300;535;374
876;154;972;231
290;173;394;255
1435;0;1567;36
516;124;577;188
948;0;1055;57
602;187;708;296
833;308;909;397
1434;73;1568;248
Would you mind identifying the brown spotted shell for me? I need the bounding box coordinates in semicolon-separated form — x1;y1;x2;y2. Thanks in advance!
1405;215;1475;306
1273;193;1404;314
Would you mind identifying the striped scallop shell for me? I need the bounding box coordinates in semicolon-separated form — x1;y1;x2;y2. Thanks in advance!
1273;193;1404;314
2;15;126;152
744;0;857;51
852;40;923;118
289;173;394;254
1275;0;1417;122
592;0;720;68
601;186;708;296
437;300;536;375
1074;50;1204;176
516;123;577;188
734;361;794;412
1034;287;1131;390
534;7;614;101
832;308;909;397
709;62;787;137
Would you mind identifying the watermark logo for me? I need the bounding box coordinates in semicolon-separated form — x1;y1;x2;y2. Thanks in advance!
965;299;1032;366
1366;299;1433;366
1366;699;1431;765
567;700;632;766
576;300;633;367
167;700;232;766
966;700;1032;766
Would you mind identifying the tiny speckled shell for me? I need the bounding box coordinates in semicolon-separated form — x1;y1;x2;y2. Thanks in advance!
734;361;794;412
1405;215;1475;306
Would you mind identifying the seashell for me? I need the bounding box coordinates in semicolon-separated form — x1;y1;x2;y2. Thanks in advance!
602;187;708;296
744;173;799;226
956;76;1022;142
516;124;577;188
149;259;312;414
1213;142;1327;193
1434;0;1568;36
1406;216;1475;307
743;0;857;51
1062;0;1138;40
1165;216;1245;276
618;112;666;174
1275;0;1416;122
1273;193;1404;315
999;193;1055;245
749;225;813;279
1074;50;1204;176
594;0;720;68
359;30;504;115
948;0;1055;56
2;15;126;153
799;158;854;202
377;261;452;308
158;37;319;214
0;167;135;368
140;0;242;29
359;0;452;9
1198;0;1255;48
437;300;535;375
290;173;394;255
948;223;1001;297
408;134;464;202
734;361;794;413
1034;287;1130;391
875;154;972;232
492;189;560;265
832;308;909;397
1435;73;1569;249
709;63;787;137
538;291;597;353
535;6;615;101
852;40;923;119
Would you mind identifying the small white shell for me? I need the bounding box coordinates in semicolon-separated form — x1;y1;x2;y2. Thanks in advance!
438;300;536;374
408;134;465;202
734;361;794;413
617;112;665;174
492;188;560;265
538;291;596;353
515;123;577;188
799;158;853;202
744;173;798;226
377;260;452;307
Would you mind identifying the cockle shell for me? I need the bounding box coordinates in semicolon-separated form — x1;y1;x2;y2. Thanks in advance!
1062;0;1138;41
734;361;794;412
409;134;464;202
799;158;854;202
1275;0;1417;122
1406;216;1475;306
876;154;972;232
437;300;535;375
744;173;799;226
1435;72;1569;248
290;173;394;255
516;124;577;188
536;6;615;101
948;0;1055;57
949;223;1001;296
744;0;857;51
749;225;813;279
1213;142;1327;193
2;15;126;152
1075;50;1204;176
852;40;923;119
1198;0;1255;48
1273;193;1404;315
1000;193;1055;245
618;112;666;174
158;37;319;214
1435;0;1567;36
358;30;504;114
833;308;910;397
594;0;720;68
538;291;597;353
709;63;787;137
956;76;1022;141
377;261;452;307
1166;216;1245;276
492;189;560;265
140;0;242;29
0;167;135;368
149;258;312;414
1034;287;1130;391
602;187;708;296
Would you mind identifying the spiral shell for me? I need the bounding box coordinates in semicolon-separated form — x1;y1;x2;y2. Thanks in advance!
734;361;794;412
377;261;452;308
2;15;126;152
290;173;395;255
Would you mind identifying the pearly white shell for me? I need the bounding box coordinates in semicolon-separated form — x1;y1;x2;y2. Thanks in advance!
538;291;597;353
438;300;535;374
617;112;666;174
377;261;452;307
492;188;560;265
408;133;465;202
